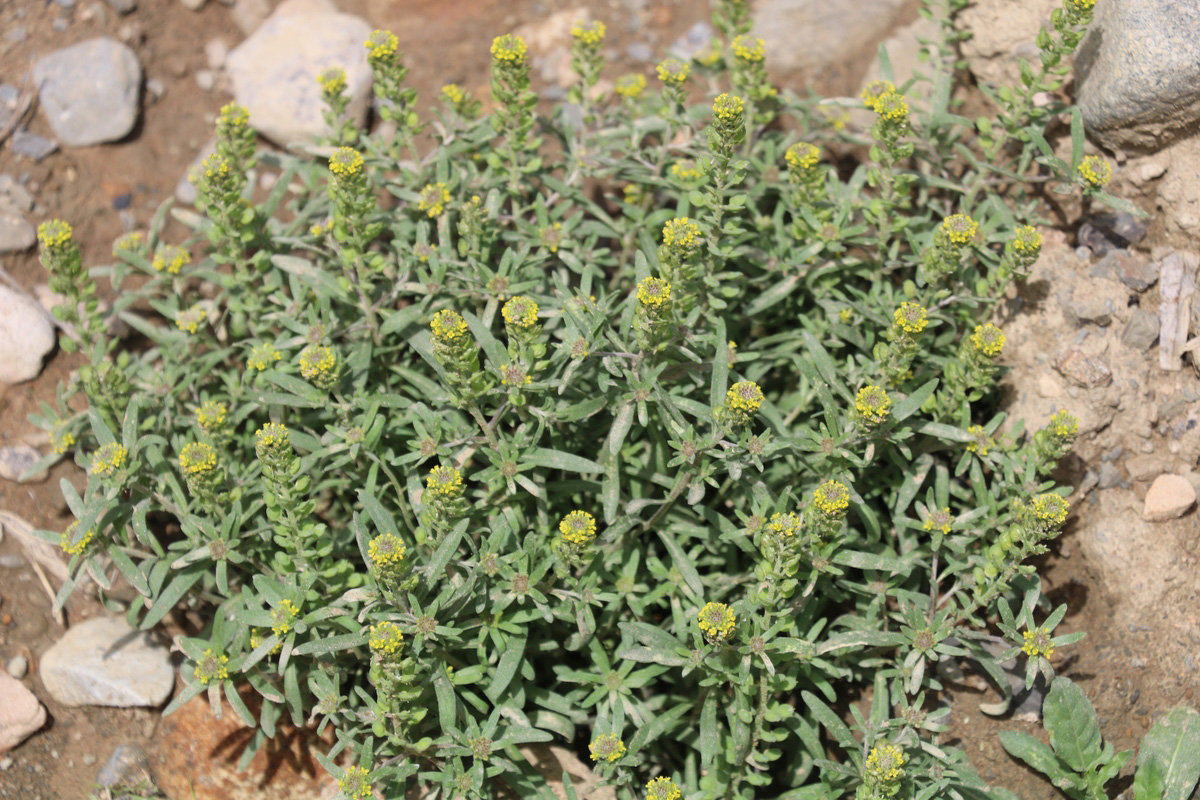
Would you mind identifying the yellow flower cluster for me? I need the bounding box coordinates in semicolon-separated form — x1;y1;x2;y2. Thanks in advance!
588;733;626;763
61;524;94;556
786;142;820;171
339;765;373;800
502;296;539;328
893;302;928;334
37;220;73;250
1021;627;1056;658
766;512;802;539
328;147;364;178
615;73;646;98
731;34;765;62
490;34;528;64
874;91;909;122
201;153;232;181
317;66;346;95
91;442;127;477
727;381;764;414
255;422;290;452
441;83;467;104
426;465;464;497
1012;225;1042;252
1066;0;1096;10
540;222;563;252
364;29;399;62
217;102;249;129
865;743;906;783
176;304;207;334
712;93;745;122
1078;154;1111;188
966;424;991;455
112;231;144;257
52;426;76;455
247;342;282;371
368;620;404;655
940;214;978;245
195;649;229;685
1031;493;1068;527
656;57;689;86
813;480;850;515
368;533;407;568
180;442;218;475
559;510;598;545
860;80;896;111
250;630;282;656
970;323;1005;358
500;362;532;386
152;244;189;275
196;400;227;433
855;385;891;425
645;776;682;800
662;217;701;249
418;182;450;217
923;507;953;534
431;309;469;341
1049;409;1078;438
670;160;704;182
570;19;606;47
698;602;736;640
298;344;337;381
272;599;300;636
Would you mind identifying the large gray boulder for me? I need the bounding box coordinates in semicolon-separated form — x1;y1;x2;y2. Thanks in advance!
32;37;142;147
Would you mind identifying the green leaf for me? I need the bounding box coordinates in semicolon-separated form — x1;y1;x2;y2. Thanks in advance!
140;566;205;629
656;530;703;598
1137;706;1200;800
1043;677;1103;772
801;691;856;750
524;448;604;474
616;622;687;667
891;379;938;423
435;670;457;732
290;632;367;656
998;730;1076;786
425;519;468;583
463;310;506;371
700;690;718;769
485;635;527;702
709;319;729;412
357;485;402;539
627;701;689;755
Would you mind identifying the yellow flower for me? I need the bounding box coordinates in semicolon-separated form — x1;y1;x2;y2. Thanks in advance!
712;93;745;122
364;29;399;62
1012;225;1042;252
298;344;337;382
368;534;406;568
418;182;450;217
923;507;953;534
91;442;127;477
249;629;282;656
766;512;802;539
1031;493;1068;527
200;153;232;181
176;304;208;334
1065;0;1095;10
271;599;300;636
1078;154;1111;188
180;442;218;475
500;362;532;386
865;743;906;784
786;142;820;171
112;231;144;257
570;19;606;47
441;83;466;104
255;422;291;454
152;245;189;275
893;302;928;334
540;222;563;252
588;733;626;763
491;34;528;64
559;510;598;545
61;523;94;556
861;80;896;111
656;57;689;87
874;91;909;121
426;465;464;497
328;147;364;178
37;220;73;251
368;620;404;655
966;424;991;455
970;323;1005;358
1049;409;1078;438
216;102;249;129
1021;627;1056;658
430;309;469;342
645;776;682;800
635;277;671;308
731;34;765;62
247;342;282;371
813;480;850;516
727;381;764;414
940;214;978;245
51;426;76;455
196;401;227;434
339;765;373;799
317;66;347;95
855;385;891;425
502;296;539;328
670;160;704;182
698;602;736;640
194;649;229;686
615;73;646;98
662;217;701;249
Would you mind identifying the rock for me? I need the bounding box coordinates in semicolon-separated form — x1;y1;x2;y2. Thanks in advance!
96;744;152;788
752;0;914;77
224;7;372;146
194;69;215;91
0;286;55;384
1143;474;1197;521
1126;454;1170;483
39;616;174;708
0;177;35;212
1090;249;1158;292
625;42;654;62
1077;1;1200;153
146;78;166;102
1054;349;1113;388
668;21;715;62
1077;212;1148;256
179;0;207;10
105;0;136;13
1122;309;1159;351
231;0;271;36
1097;462;1124;490
10;131;58;162
1138;161;1166;182
6;657;27;680
959;0;1058;89
0;673;45;753
204;38;229;70
1036;372;1062;398
0;445;48;483
0;212;35;254
0;510;70;583
0;555;22;569
1060;292;1113;327
853;14;944;128
32;38;141;147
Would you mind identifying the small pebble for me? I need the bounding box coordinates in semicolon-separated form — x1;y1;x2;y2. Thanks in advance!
11;131;58;162
195;69;215;91
146;78;166;102
0;554;23;568
52;17;70;31
5;26;27;44
6;655;28;679
0;756;12;771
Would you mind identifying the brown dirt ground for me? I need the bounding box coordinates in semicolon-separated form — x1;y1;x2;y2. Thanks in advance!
0;1;1197;799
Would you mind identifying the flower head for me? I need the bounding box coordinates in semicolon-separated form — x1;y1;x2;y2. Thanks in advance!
112;231;145;258
570;19;606;47
861;80;896;111
865;743;906;784
540;222;564;252
893;302;928;334
1021;627;1056;658
500;362;532;386
559;510;598;546
426;465;464;497
194;649;229;686
656;57;689;87
328;147;364;178
966;424;992;455
698;602;736;640
271;598;300;636
662;217;701;250
1078;154;1111;188
645;777;682;800
874;91;909;122
923;507;954;535
731;34;765;62
176;304;208;334
338;765;373;800
61;523;94;557
501;296;539;328
1031;493;1069;528
1012;225;1042;253
51;426;76;455
430;309;469;342
91;442;127;477
37;220;74;254
727;381;764;414
588;733;626;763
196;401;227;434
786;142;820;171
766;512;802;539
712;93;745;123
1049;409;1079;438
247;342;282;371
180;442;218;476
670;160;704;182
940;214;978;246
418;182;450;217
855;386;891;426
298;344;338;385
970;323;1006;358
813;480;850;516
368;620;404;655
364;29;399;62
368;534;406;568
317;66;347;96
152;244;189;274
255;422;291;459
615;73;646;98
491;34;528;65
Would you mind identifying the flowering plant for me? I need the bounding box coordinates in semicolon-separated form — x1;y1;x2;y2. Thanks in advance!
31;1;1134;798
